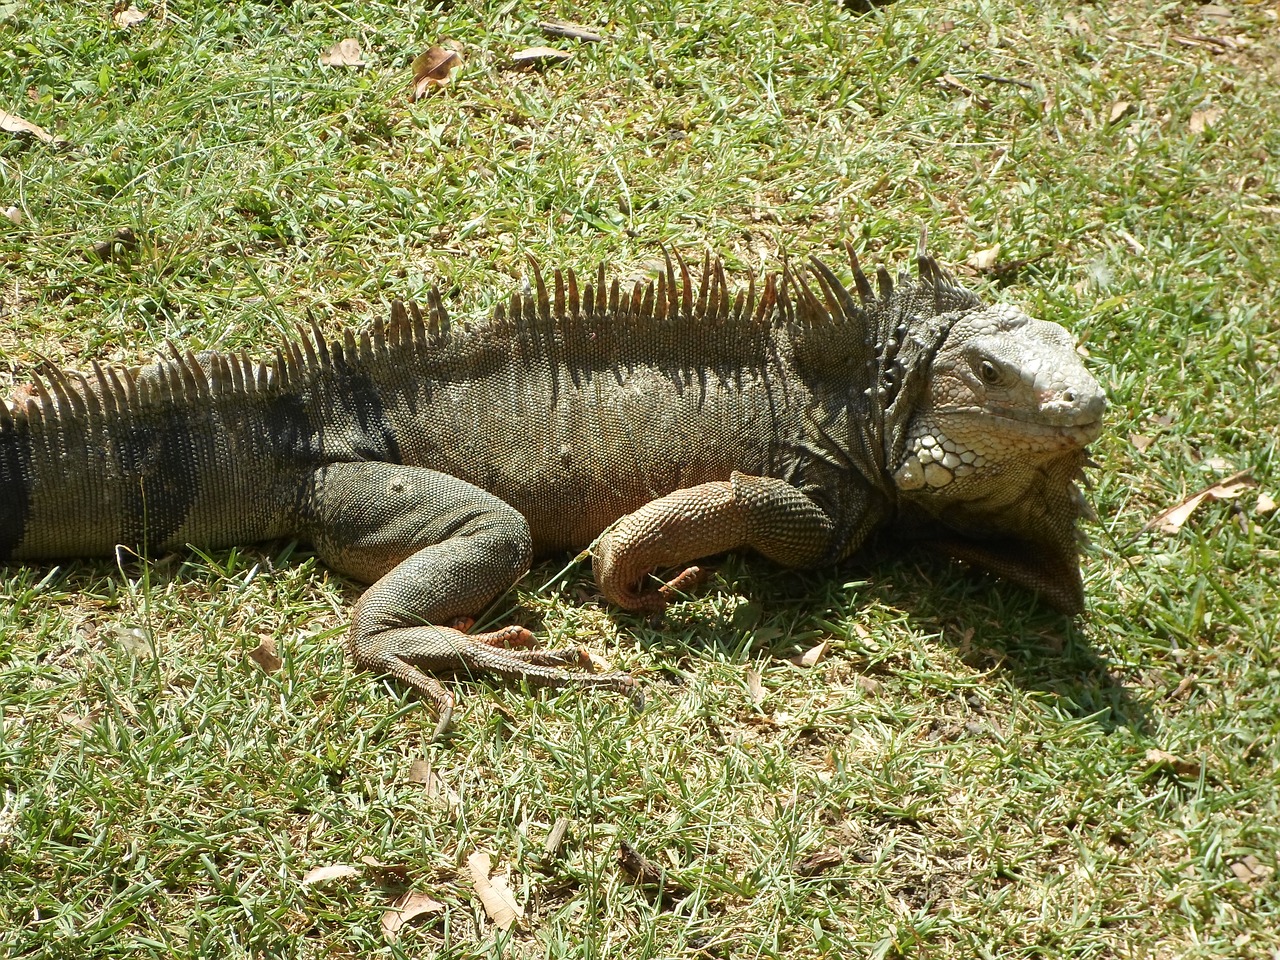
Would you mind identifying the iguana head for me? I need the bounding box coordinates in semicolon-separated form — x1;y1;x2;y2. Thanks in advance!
893;302;1105;495
890;289;1105;613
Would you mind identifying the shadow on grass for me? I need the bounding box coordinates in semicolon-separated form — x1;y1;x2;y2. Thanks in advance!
621;548;1154;737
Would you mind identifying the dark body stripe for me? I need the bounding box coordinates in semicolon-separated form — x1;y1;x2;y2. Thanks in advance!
0;424;32;560
115;411;202;552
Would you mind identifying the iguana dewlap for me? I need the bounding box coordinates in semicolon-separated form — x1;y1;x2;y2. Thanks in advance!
0;242;1104;734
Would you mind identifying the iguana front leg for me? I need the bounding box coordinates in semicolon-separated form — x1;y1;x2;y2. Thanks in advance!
593;472;838;613
302;461;636;738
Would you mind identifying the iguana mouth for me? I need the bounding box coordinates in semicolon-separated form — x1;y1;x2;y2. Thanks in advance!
948;409;1103;445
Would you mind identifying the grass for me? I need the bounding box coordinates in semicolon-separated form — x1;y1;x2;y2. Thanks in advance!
1;0;1278;956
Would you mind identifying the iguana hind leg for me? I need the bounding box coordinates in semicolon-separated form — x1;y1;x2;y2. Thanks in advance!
302;461;635;736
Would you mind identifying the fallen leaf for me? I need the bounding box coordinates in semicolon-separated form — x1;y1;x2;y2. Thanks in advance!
1229;855;1272;885
1256;492;1276;514
745;666;767;705
248;635;282;673
511;46;574;67
1145;471;1257;534
410;46;462;101
112;3;147;28
466;852;523;931
0;109;68;147
544;817;571;859
1145;748;1199;777
114;625;155;659
1189;107;1223;134
967;245;1001;272
789;639;828;668
319;38;366;68
1129;433;1154;453
302;863;359;886
855;675;883;696
1108;100;1133;124
87;226;140;263
1166;676;1196;701
381;890;445;942
406;758;460;809
1199;4;1232;19
3;206;21;225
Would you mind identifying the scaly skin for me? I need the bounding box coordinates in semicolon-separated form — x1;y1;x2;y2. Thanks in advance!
0;242;1105;733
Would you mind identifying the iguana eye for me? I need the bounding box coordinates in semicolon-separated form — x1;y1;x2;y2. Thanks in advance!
977;359;1001;385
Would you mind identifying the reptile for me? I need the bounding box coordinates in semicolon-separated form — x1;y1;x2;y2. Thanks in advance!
0;237;1105;735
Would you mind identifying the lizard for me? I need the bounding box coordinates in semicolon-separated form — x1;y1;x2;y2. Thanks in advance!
0;236;1106;736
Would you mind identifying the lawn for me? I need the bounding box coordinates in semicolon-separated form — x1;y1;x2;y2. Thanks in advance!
1;0;1277;957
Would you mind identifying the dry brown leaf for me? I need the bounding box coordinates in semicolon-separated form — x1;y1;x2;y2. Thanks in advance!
789;639;828;668
544;818;570;859
1129;433;1154;453
466;852;523;931
1145;748;1200;777
1108;100;1133;124
112;3;147;28
320;38;366;68
1145;471;1257;534
301;864;359;886
114;625;156;659
1229;855;1272;885
1166;676;1196;701
410;47;462;101
1256;492;1276;514
967;245;1001;272
248;635;282;673
1199;4;1232;19
381;890;445;942
511;46;574;67
406;758;460;809
1189;107;1223;135
4;205;21;226
0;109;68;147
745;667;767;705
856;675;884;696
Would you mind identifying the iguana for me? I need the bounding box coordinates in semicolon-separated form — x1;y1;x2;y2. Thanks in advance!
0;238;1105;735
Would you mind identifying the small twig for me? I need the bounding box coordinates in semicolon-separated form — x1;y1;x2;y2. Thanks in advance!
539;20;605;43
973;72;1037;90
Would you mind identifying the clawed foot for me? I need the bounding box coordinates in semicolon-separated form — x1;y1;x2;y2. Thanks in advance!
368;620;639;742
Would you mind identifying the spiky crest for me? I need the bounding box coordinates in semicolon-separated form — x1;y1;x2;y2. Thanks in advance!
1;243;978;442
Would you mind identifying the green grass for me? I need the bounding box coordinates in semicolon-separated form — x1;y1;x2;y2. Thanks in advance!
2;0;1278;956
